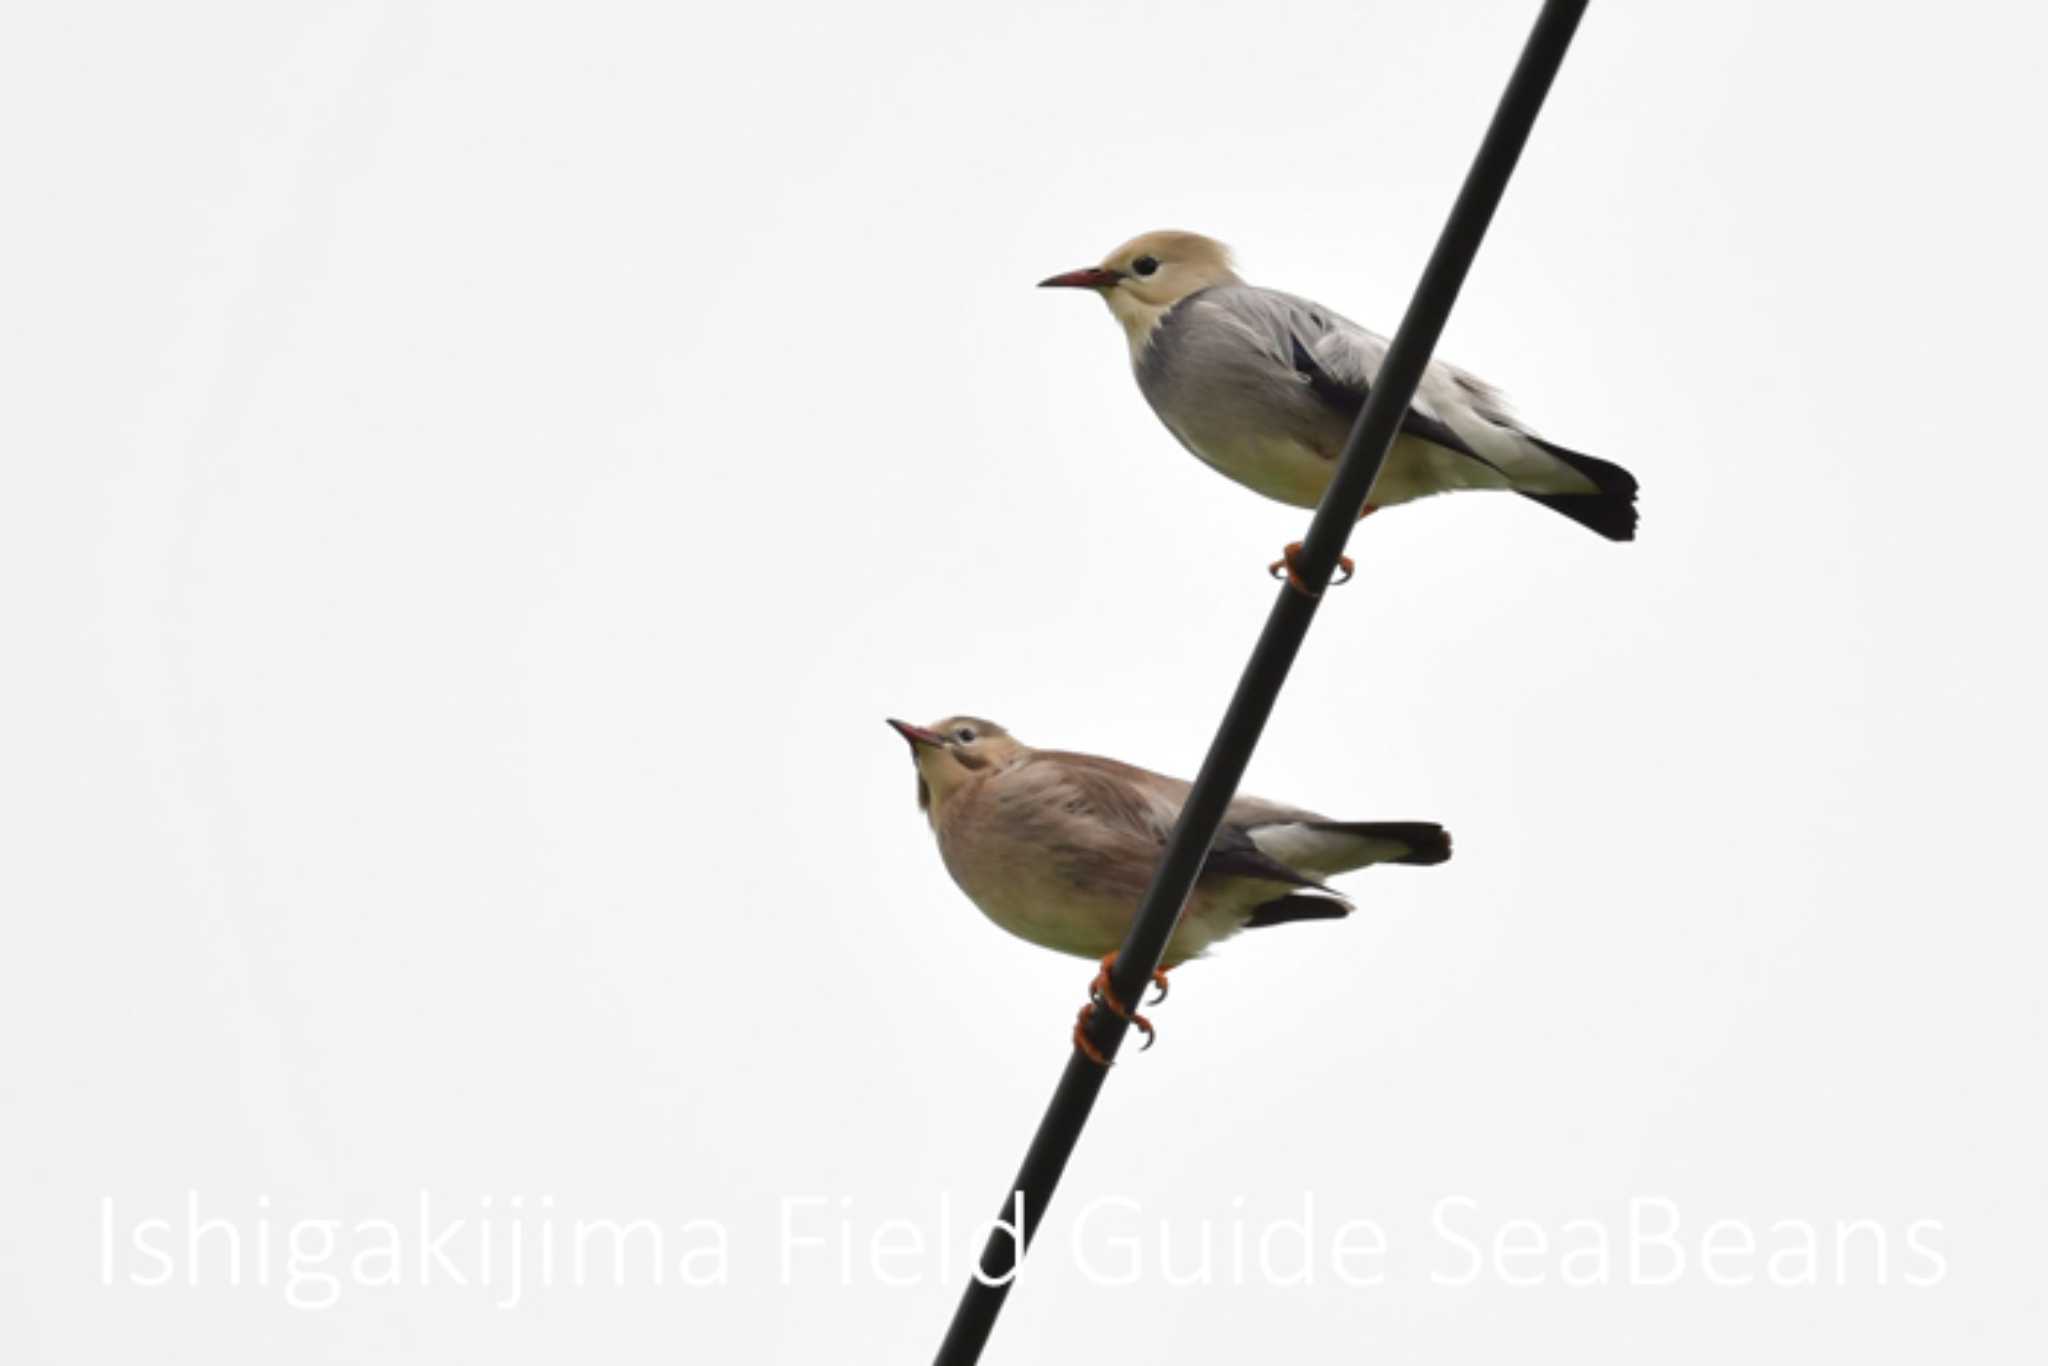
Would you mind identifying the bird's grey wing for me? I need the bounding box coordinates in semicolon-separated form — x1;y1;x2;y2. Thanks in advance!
1208;287;1504;468
1261;288;1636;506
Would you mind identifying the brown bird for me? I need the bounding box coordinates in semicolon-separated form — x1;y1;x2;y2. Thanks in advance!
888;715;1451;1063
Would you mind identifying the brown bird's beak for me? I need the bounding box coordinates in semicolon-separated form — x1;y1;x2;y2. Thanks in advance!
887;718;944;749
1037;266;1123;290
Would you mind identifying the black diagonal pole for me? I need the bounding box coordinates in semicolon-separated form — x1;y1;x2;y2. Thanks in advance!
933;4;1589;1360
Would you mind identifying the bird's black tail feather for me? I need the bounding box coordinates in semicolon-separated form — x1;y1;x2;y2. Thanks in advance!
1519;438;1639;542
1243;822;1451;929
1243;894;1352;929
1303;820;1453;866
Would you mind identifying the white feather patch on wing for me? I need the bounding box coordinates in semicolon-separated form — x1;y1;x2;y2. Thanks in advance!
1247;822;1415;878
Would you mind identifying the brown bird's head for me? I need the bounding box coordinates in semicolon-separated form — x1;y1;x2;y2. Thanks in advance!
1039;230;1242;351
885;715;1024;816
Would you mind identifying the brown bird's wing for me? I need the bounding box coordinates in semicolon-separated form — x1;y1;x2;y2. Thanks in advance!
1029;752;1327;891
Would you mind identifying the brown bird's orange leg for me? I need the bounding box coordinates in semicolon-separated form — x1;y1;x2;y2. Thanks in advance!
1092;950;1171;1008
1268;507;1373;597
1072;951;1172;1067
1073;1004;1115;1067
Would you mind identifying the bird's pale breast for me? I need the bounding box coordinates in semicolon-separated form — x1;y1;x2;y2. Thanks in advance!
932;771;1256;964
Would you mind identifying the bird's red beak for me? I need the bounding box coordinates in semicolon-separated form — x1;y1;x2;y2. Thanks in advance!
887;718;944;749
1037;266;1122;290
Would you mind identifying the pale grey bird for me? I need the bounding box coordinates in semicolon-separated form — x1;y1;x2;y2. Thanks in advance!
888;715;1450;1063
1040;230;1639;590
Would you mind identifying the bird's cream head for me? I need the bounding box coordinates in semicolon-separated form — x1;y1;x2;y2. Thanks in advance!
1039;230;1242;353
886;715;1024;818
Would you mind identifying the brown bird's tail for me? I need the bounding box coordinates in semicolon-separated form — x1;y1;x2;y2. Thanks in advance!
1243;893;1352;928
1303;820;1452;866
1239;821;1450;929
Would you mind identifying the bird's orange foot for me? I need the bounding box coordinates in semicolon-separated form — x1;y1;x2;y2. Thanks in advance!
1072;1003;1119;1066
1091;950;1170;1010
1073;952;1170;1066
1268;542;1356;597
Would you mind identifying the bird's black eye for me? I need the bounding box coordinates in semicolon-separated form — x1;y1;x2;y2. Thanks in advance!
1132;255;1160;277
952;727;976;743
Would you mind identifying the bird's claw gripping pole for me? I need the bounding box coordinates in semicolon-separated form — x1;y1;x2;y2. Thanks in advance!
1271;541;1358;597
933;4;1590;1360
1071;952;1168;1065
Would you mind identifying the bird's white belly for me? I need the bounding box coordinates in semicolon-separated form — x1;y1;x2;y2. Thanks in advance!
1173;426;1333;510
941;837;1250;966
1172;426;1488;512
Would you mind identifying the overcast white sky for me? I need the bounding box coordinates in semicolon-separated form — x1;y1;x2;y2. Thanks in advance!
5;2;2046;1361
